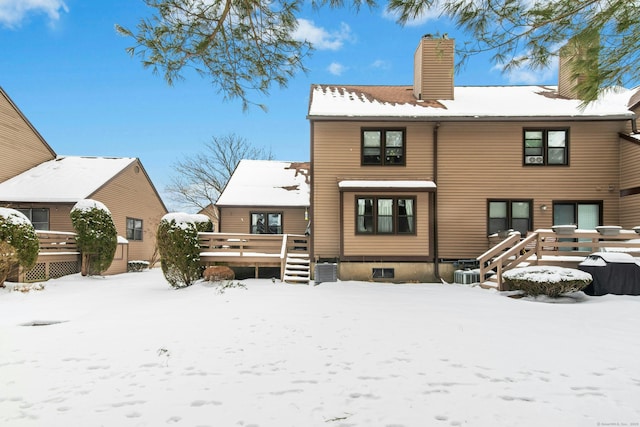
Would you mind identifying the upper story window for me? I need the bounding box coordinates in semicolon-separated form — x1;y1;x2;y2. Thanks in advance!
251;212;282;234
524;129;569;166
362;129;405;166
17;208;49;230
356;196;415;235
126;218;143;241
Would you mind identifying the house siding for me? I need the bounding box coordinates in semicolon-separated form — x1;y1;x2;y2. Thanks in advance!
0;202;74;231
436;120;625;259
620;137;640;228
90;160;167;262
312;118;628;264
219;206;309;235
0;90;56;183
311;120;435;261
341;191;430;258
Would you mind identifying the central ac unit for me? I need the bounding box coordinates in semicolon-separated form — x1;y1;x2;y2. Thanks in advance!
525;156;544;164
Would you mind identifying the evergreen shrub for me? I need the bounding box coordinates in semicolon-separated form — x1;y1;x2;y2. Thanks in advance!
156;213;202;288
70;199;117;276
503;266;592;298
0;208;39;286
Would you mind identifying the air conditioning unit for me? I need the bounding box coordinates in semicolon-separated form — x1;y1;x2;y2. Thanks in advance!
525;156;544;164
454;269;481;284
314;263;337;284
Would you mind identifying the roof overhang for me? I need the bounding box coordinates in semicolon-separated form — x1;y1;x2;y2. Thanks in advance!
338;180;436;192
308;114;635;122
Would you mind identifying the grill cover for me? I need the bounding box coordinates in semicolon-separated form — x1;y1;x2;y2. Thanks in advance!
578;252;640;296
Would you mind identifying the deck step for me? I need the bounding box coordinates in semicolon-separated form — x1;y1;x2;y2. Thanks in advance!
285;269;310;276
286;257;310;265
283;254;310;285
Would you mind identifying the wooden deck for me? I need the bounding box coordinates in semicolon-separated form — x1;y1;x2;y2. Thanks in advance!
478;228;640;290
21;231;81;282
198;232;310;280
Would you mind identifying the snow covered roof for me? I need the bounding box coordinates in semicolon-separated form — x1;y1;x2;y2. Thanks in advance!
308;85;636;120
216;160;310;207
0;156;136;203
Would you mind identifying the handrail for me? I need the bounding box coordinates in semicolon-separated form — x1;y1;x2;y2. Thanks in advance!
477;232;521;288
478;228;640;290
197;232;310;281
280;234;288;259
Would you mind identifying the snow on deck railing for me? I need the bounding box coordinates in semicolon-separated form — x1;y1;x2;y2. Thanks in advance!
478;228;640;290
35;230;79;253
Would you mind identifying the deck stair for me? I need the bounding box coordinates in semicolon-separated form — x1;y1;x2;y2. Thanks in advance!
283;253;310;284
476;228;640;290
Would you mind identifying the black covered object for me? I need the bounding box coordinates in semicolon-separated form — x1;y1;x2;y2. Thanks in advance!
578;252;640;296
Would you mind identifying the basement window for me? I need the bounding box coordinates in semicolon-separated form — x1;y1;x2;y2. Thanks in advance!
372;268;395;279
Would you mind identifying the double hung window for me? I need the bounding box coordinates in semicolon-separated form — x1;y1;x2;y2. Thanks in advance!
356;197;415;235
250;212;282;234
362;129;405;165
17;208;49;230
524;129;568;165
126;218;143;241
488;200;532;236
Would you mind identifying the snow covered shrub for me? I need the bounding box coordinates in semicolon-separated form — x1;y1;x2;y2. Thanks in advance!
190;214;214;233
0;208;39;287
503;266;592;298
156;213;202;288
70;199;117;276
127;260;150;272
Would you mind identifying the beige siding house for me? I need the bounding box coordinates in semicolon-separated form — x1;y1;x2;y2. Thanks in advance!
0;87;168;278
216;159;310;235
307;35;639;283
0;87;56;182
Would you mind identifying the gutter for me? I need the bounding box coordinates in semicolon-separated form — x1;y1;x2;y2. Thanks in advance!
433;122;440;280
306;114;635;122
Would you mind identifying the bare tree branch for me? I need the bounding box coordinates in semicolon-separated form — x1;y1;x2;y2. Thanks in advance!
164;134;273;215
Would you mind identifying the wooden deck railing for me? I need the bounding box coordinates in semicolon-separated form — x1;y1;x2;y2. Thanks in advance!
198;232;310;279
478;228;640;290
36;230;80;254
20;231;82;282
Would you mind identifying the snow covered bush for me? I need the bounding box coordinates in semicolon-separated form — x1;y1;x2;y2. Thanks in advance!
503;266;592;298
156;213;202;289
70;199;117;276
127;260;150;272
190;214;214;233
0;208;39;287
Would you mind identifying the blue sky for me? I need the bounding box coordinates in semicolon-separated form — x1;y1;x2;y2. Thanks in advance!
0;0;557;209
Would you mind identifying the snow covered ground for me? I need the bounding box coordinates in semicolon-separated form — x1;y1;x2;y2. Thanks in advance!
1;268;639;427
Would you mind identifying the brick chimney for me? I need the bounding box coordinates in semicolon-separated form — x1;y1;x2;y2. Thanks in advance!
413;34;455;101
558;36;599;100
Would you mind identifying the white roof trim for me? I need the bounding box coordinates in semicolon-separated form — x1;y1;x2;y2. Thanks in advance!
338;180;436;189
